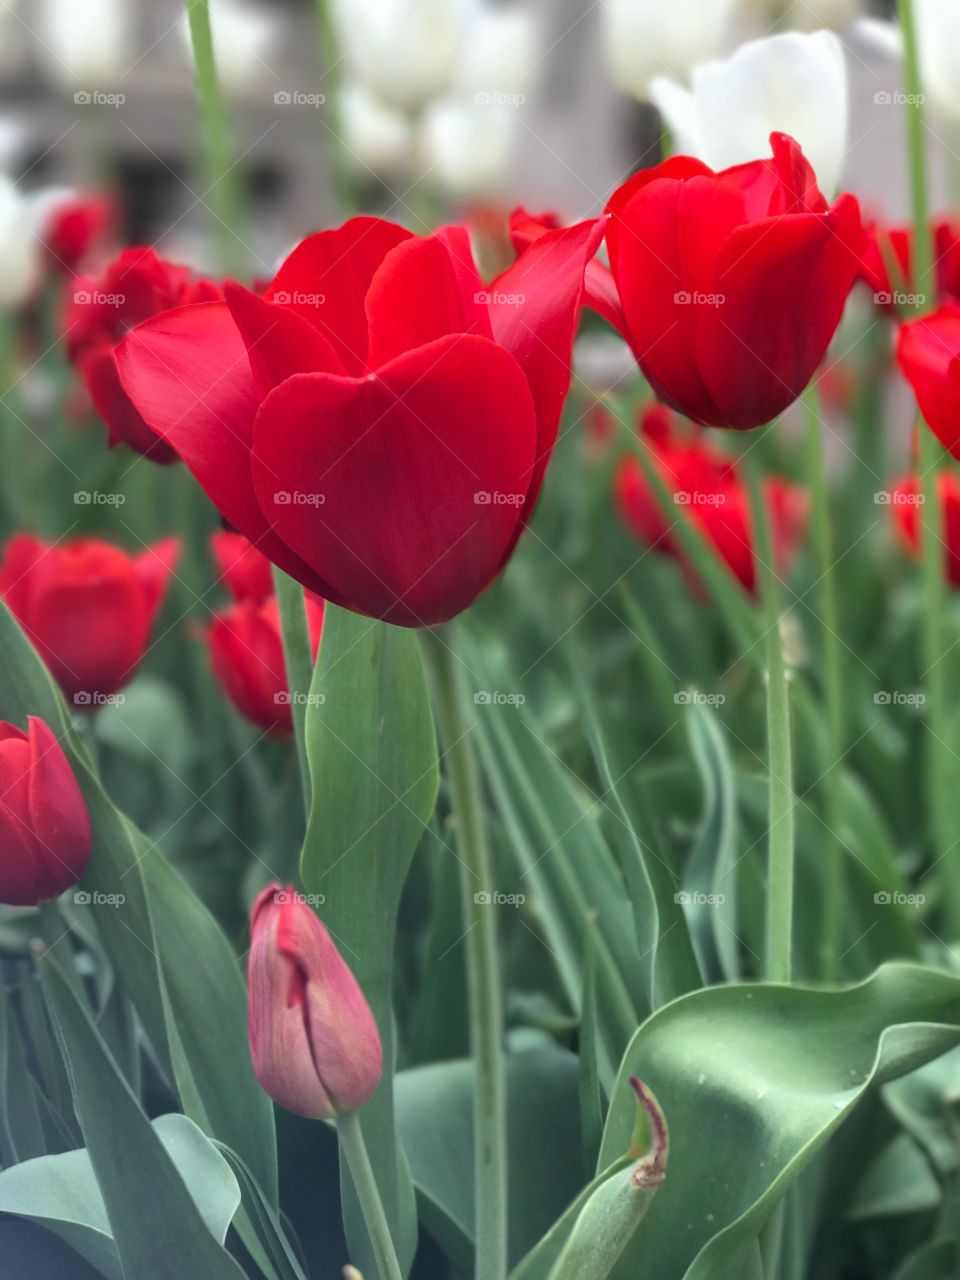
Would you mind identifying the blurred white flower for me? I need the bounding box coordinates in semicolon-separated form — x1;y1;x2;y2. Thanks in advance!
603;0;738;101
456;5;538;99
331;0;469;112
421;99;518;197
37;0;131;86
341;82;416;174
178;0;277;96
651;30;848;194
855;5;960;130
0;176;43;307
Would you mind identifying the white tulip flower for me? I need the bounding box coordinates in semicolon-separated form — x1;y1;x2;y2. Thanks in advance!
340;82;416;175
603;0;739;101
421;99;518;197
651;30;849;194
0;176;43;308
38;0;131;86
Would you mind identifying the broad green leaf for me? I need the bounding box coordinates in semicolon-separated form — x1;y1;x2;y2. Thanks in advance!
846;1133;940;1221
40;958;246;1280
0;1113;241;1280
884;1043;960;1177
301;605;438;1276
598;964;960;1279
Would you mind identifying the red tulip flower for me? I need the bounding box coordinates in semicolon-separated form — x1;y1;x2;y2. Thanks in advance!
247;883;383;1119
115;214;604;626
861;217;960;312
40;192;114;275
207;593;324;737
616;407;808;594
897;303;960;458
211;531;276;604
65;247;221;463
0;717;92;906
601;133;865;430
889;473;960;589
0;535;179;705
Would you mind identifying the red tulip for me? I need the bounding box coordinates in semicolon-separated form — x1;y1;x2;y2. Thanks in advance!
616;407;808;594
0;535;179;704
897;303;960;458
247;883;383;1119
0;716;92;906
65;247;221;463
889;472;960;589
861;217;960;312
210;531;275;604
40;192;114;275
601;132;865;430
115;214;604;626
207;593;324;736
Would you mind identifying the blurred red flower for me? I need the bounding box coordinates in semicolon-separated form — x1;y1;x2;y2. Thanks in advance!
0;534;179;704
40;192;115;276
897;302;960;458
0;716;92;906
211;531;276;604
889;472;960;589
601;133;864;430
116;215;603;626
65;246;220;463
616;406;809;594
860;217;960;311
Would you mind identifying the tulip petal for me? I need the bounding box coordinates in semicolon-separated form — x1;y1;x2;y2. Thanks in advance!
135;538;180;625
250;334;538;627
265;217;412;375
24;717;92;900
225;283;346;396
897;305;960;457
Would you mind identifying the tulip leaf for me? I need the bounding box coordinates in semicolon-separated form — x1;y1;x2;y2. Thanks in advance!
301;605;439;1276
0;1112;241;1280
0;982;46;1164
39;957;246;1280
598;964;960;1279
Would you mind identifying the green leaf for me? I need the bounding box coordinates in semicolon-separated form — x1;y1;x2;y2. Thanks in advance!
40;957;246;1280
846;1133;940;1221
598;964;960;1279
300;605;438;1276
0;981;46;1164
0;1113;241;1280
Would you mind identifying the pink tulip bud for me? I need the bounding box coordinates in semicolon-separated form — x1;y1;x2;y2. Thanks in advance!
0;716;92;906
247;884;383;1119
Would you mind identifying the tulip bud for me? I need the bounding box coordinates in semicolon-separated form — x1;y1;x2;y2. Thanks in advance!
210;531;276;604
0;717;92;906
247;885;383;1119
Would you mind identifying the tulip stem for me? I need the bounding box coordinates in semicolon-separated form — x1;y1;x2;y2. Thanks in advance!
419;627;507;1280
742;438;794;983
272;566;313;810
803;387;845;979
337;1111;404;1280
313;0;356;216
182;0;244;274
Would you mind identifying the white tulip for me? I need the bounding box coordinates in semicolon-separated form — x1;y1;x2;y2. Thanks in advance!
650;30;848;194
915;0;960;129
457;6;538;99
603;0;738;101
340;82;416;175
0;176;43;308
37;0;131;86
421;98;518;196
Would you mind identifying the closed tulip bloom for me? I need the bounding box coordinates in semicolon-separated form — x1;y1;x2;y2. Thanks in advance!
616;408;808;594
889;473;960;588
211;531;275;604
38;190;114;275
116;214;603;626
602;132;865;431
65;247;221;463
207;594;324;736
897;304;960;458
0;717;92;906
602;0;737;101
650;31;849;198
0;535;179;704
247;884;383;1119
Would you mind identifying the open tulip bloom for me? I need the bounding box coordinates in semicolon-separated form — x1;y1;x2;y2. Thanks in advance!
116;216;604;628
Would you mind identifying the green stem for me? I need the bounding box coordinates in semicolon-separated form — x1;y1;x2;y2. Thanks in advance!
183;0;244;273
313;0;356;215
742;438;795;983
337;1111;403;1280
419;627;507;1280
272;566;314;811
803;388;845;979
